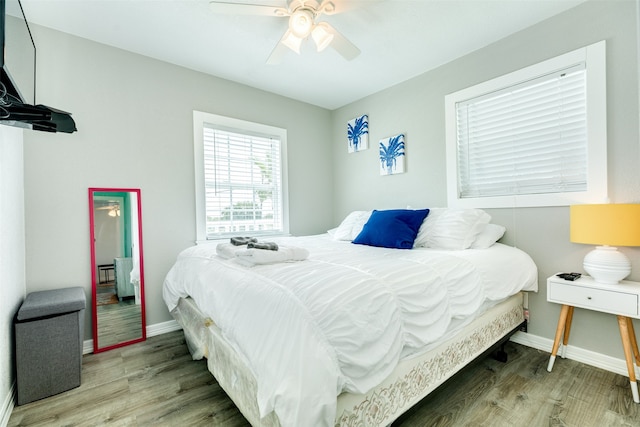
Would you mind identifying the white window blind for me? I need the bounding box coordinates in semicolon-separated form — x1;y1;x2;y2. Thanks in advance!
202;125;283;239
456;64;587;199
445;41;607;208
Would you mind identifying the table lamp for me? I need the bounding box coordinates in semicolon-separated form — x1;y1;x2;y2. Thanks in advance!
570;204;640;285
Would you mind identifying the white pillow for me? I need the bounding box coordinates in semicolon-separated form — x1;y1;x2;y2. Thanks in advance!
471;224;506;249
414;208;491;250
413;208;445;247
331;211;372;241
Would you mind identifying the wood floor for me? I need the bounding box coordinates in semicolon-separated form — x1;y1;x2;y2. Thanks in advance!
96;280;143;348
96;299;143;348
8;330;640;426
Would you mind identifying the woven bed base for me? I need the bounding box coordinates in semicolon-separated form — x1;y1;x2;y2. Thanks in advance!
171;293;525;426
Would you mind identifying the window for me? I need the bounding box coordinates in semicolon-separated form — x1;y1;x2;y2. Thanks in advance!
445;41;607;208
193;111;288;242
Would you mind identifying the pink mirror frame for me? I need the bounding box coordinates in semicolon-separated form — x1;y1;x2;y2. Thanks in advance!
89;187;146;353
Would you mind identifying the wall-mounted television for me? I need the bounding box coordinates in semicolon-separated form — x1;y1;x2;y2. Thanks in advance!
0;0;76;133
2;0;34;105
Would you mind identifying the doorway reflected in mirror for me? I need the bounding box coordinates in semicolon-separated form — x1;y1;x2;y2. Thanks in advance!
89;188;146;352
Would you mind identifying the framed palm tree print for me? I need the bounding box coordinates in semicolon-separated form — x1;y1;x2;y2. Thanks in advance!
379;134;405;175
347;114;369;153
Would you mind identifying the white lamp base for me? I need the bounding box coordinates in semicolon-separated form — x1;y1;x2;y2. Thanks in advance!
583;246;631;285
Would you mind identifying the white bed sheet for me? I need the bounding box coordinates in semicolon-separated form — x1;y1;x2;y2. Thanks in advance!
163;235;537;427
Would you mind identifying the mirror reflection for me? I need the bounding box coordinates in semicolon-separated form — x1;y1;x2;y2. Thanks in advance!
89;188;146;352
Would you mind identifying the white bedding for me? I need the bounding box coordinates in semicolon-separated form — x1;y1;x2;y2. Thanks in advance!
163;235;538;427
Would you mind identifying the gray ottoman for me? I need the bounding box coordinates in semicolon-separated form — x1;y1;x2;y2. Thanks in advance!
15;286;86;405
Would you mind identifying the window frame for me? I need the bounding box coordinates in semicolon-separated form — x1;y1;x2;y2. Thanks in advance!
193;111;289;243
445;40;607;208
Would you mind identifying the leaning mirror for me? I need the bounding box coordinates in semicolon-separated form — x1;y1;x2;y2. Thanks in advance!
89;188;146;353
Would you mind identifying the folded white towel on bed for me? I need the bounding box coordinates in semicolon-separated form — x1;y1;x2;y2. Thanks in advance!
216;243;241;259
234;246;309;267
216;242;308;266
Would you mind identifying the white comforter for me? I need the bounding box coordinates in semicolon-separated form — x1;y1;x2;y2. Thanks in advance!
163;235;538;427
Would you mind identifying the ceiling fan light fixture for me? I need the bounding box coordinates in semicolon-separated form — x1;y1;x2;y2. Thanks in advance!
289;8;314;38
211;0;361;63
311;22;333;52
281;29;303;54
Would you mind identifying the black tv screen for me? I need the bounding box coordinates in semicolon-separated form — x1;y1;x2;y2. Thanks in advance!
1;0;35;105
0;0;75;133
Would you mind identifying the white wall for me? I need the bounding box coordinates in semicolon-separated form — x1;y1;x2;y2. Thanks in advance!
0;125;25;425
11;0;640;409
21;24;334;337
331;0;640;359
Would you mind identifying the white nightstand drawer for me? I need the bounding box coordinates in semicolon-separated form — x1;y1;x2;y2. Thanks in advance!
548;281;639;316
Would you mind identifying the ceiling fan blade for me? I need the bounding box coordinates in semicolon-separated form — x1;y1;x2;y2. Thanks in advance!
324;23;360;60
319;0;385;15
317;0;336;15
209;1;288;16
266;41;291;65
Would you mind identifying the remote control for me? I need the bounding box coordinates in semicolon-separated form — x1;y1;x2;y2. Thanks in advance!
556;272;581;281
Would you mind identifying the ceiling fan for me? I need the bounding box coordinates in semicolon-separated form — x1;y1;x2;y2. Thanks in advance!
208;0;361;64
95;201;122;217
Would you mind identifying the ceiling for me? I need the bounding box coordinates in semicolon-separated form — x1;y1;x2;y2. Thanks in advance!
19;0;586;110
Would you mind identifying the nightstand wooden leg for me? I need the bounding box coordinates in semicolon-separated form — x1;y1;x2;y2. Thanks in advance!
617;315;640;403
562;306;574;358
625;317;640;366
548;304;571;372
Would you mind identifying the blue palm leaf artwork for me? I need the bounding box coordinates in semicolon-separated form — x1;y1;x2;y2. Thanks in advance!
347;114;369;153
379;134;405;175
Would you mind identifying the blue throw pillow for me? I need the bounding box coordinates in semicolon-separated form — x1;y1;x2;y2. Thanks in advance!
352;209;430;249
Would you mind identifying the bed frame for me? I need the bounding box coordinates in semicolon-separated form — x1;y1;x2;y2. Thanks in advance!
171;292;526;426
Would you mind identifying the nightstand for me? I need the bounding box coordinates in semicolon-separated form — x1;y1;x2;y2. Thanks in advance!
546;274;640;403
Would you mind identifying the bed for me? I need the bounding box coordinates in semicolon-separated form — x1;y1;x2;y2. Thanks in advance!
114;257;134;300
163;208;538;426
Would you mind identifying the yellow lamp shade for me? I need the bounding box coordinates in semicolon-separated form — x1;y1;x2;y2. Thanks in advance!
570;204;640;247
570;203;640;285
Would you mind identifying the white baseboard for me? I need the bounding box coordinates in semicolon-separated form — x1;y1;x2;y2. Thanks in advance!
510;331;630;377
0;383;15;427
147;319;182;337
82;319;182;354
83;339;93;355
